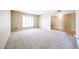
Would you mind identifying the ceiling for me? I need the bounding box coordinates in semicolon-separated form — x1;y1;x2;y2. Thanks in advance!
15;10;75;15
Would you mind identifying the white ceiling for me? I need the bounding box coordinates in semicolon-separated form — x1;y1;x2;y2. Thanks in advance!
15;10;75;15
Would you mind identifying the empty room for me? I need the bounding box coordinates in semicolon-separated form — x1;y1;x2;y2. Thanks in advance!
0;10;78;49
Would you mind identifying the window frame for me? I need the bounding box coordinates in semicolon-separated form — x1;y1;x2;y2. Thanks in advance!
22;15;34;28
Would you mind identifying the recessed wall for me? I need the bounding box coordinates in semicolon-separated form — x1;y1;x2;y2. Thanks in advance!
63;13;75;32
51;13;75;35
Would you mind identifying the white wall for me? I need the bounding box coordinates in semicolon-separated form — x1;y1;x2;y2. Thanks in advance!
76;11;79;38
39;15;51;30
0;10;11;48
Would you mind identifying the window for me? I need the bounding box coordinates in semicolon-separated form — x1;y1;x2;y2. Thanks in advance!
23;15;34;28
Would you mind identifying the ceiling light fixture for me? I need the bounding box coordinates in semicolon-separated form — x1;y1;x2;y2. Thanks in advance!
56;10;63;19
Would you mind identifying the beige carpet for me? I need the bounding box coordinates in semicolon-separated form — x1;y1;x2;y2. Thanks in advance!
4;29;78;49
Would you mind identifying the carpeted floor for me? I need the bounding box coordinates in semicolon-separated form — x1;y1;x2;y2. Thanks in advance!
4;29;78;49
